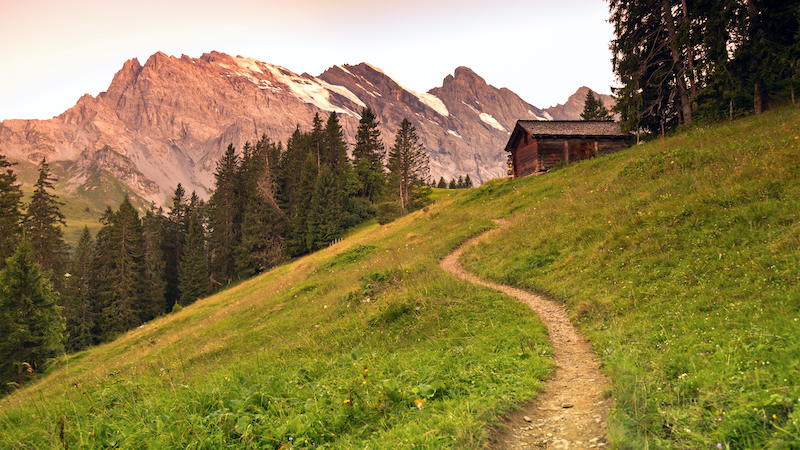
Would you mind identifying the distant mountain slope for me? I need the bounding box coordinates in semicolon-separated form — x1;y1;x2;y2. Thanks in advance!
0;52;548;206
543;86;616;120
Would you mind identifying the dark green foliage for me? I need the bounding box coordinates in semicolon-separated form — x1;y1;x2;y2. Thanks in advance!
0;236;64;390
140;209;167;321
306;167;344;251
23;158;69;292
609;0;800;133
0;154;23;270
436;177;446;189
163;184;188;308
448;179;456;190
352;108;385;201
386;118;432;216
580;90;612;120
464;174;474;188
179;209;209;305
236;135;287;279
62;227;97;352
208;144;243;287
93;198;144;339
456;175;464;189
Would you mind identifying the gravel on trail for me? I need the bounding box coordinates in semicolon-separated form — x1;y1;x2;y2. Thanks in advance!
439;221;612;449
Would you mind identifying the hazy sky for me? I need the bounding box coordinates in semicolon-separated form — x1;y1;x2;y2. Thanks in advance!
0;0;617;121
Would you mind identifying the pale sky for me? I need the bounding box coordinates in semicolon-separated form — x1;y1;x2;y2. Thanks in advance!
0;0;617;121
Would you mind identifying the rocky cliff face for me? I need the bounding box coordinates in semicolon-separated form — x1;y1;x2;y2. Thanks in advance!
543;86;617;121
0;51;547;206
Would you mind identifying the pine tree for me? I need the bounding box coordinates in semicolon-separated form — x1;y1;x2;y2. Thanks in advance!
386;118;432;215
456;175;465;189
581;90;613;120
352;108;385;201
436;177;447;189
140;209;167;321
306;167;344;251
163;184;187;308
0;236;65;389
448;179;457;190
0;154;23;270
208;144;242;287
23;158;69;292
95;198;143;339
178;208;209;305
62;227;97;352
464;174;474;188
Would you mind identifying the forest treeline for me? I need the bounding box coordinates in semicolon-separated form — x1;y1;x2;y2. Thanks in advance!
0;109;433;391
610;0;799;135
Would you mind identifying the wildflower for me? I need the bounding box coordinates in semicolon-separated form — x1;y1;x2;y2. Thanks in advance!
414;398;427;410
717;444;722;449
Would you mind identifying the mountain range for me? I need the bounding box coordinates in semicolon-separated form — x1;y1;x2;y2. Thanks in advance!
0;51;607;207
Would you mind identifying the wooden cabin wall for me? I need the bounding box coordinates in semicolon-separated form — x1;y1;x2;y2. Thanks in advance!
512;139;540;177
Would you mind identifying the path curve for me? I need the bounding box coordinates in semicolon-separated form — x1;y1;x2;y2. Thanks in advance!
439;221;611;449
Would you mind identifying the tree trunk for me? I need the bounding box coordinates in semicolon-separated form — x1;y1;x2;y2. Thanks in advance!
679;0;697;107
662;0;692;123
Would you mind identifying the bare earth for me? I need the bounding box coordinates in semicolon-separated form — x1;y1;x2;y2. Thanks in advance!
439;221;612;449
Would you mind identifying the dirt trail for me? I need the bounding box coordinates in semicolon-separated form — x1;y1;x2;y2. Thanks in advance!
439;221;611;449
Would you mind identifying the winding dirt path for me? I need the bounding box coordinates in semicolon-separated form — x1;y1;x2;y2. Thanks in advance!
439;221;611;449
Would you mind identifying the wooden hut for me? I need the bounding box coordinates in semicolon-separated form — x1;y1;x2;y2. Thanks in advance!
504;120;629;178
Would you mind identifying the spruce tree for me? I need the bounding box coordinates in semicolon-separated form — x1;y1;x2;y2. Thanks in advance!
208;144;242;287
448;179;456;189
163;184;187;308
456;175;465;189
436;177;447;189
23;158;69;292
140;209;167;321
464;174;474;188
580;90;612;120
0;154;23;270
95;198;144;339
62;227;97;352
352;107;385;201
306;166;344;251
0;236;65;389
386;118;432;214
178;208;209;305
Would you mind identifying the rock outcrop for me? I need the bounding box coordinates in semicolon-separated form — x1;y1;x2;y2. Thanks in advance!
0;51;548;206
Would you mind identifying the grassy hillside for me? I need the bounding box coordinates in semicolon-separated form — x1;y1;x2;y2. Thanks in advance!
0;197;551;448
2;105;798;448
460;106;800;448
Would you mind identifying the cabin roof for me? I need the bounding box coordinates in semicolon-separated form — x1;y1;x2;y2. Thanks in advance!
504;120;628;152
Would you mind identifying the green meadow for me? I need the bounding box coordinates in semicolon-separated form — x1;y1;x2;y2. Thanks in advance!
2;105;799;448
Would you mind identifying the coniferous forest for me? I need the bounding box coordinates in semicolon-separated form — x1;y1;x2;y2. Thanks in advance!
0;109;432;391
609;0;799;135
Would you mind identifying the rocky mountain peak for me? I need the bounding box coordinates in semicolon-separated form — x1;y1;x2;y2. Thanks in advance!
0;51;571;208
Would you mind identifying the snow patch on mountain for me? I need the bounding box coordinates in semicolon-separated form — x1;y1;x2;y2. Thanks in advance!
479;113;505;131
448;130;463;139
419;93;449;117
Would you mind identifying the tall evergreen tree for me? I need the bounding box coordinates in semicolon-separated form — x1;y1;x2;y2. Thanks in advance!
448;179;457;189
436;177;447;189
352;107;385;201
456;175;465;189
580;90;612;120
96;198;143;339
464;174;474;188
386;119;432;214
0;236;65;389
0;154;23;270
306;166;344;251
140;209;167;321
163;184;187;308
62;227;97;352
208;144;242;287
178;208;209;305
23;158;69;292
